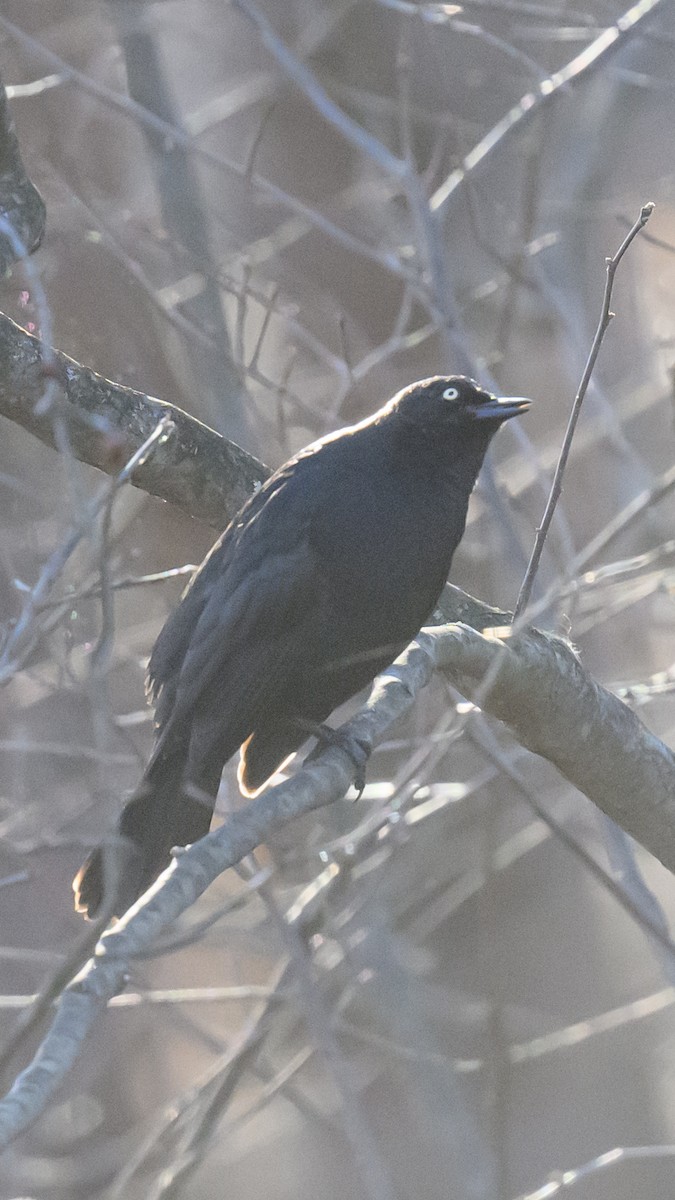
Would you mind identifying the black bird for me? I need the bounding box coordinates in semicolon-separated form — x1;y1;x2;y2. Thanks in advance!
74;376;530;917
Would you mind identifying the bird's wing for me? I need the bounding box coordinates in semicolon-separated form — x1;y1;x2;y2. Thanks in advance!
147;460;323;739
147;468;292;713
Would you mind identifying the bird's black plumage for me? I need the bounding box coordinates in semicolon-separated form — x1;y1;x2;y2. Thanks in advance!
74;376;529;916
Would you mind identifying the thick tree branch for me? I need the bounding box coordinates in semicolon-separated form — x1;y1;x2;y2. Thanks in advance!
431;623;675;868
0;313;267;529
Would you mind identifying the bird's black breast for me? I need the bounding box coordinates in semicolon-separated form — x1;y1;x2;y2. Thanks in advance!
305;421;471;632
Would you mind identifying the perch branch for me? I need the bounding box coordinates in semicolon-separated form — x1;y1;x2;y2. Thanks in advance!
431;623;675;866
0;603;674;1146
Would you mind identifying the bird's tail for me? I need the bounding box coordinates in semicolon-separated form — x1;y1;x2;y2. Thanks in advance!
73;750;217;919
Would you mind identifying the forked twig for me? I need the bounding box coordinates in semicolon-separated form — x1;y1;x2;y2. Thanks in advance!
513;202;655;620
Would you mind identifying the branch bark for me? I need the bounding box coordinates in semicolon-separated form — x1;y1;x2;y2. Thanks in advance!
431;621;675;868
0;312;267;529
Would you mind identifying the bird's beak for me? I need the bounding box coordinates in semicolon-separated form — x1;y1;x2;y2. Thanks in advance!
469;396;532;421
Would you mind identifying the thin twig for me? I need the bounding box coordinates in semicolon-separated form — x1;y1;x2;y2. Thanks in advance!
570;459;675;575
430;0;666;213
0;417;175;682
35;563;197;611
109;960;291;1199
513;202;655;619
0;414;174;1065
233;0;476;373
0;16;419;292
250;880;397;1200
232;0;407;180
463;719;675;971
148;1031;266;1200
0;892;119;1080
514;1144;675;1200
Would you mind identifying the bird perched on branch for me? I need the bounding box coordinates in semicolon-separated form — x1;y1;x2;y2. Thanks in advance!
74;376;530;917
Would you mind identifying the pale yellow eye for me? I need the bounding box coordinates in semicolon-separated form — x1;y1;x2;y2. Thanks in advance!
442;386;459;401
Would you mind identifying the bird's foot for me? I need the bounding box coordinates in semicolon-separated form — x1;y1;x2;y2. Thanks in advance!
294;719;371;797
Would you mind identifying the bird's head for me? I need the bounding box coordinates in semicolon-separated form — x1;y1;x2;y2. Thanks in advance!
391;375;531;438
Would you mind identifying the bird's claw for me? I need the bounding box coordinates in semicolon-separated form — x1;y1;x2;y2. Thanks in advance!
298;720;371;797
340;733;370;799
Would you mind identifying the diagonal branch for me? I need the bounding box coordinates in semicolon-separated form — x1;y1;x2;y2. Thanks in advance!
0;601;674;1148
430;0;667;213
0;312;267;529
233;0;408;180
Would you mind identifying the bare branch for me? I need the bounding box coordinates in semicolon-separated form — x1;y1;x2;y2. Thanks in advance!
514;202;655;619
0;15;418;291
430;0;666;212
109;960;291;1198
514;1143;675;1200
0;597;674;1147
232;0;408;181
0;897;117;1079
0;312;267;529
431;622;675;868
0;417;175;681
233;0;476;372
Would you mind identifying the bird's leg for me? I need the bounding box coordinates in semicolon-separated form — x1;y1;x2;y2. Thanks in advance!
290;717;371;798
